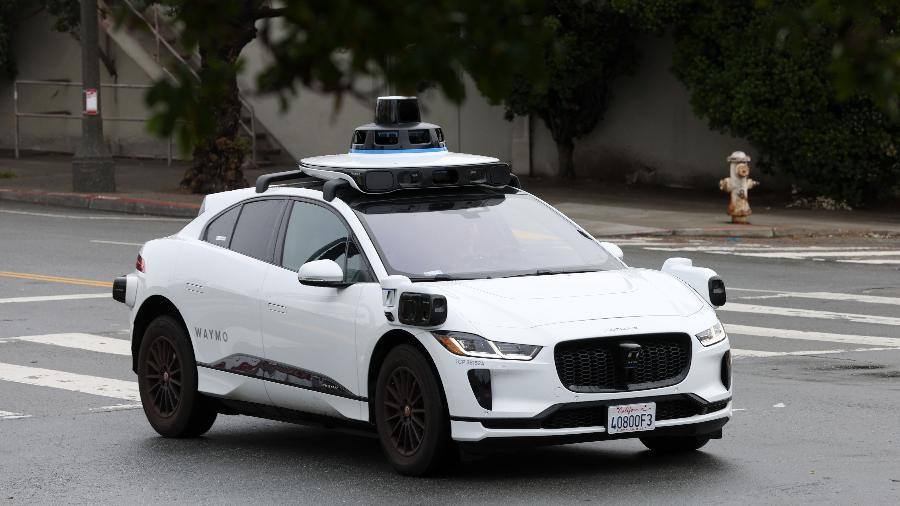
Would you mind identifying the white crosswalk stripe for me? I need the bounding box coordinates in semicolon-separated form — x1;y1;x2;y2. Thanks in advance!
0;410;32;420
0;362;139;401
731;346;900;358
0;293;110;304
0;333;131;355
726;324;900;348
619;236;900;265
736;250;900;259
89;403;143;413
731;288;900;306
720;303;900;326
836;259;900;265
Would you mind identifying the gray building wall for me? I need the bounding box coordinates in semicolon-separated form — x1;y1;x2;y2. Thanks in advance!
530;35;759;187
0;11;173;159
0;15;762;188
236;39;517;167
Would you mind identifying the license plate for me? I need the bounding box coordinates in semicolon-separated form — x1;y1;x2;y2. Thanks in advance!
607;402;656;434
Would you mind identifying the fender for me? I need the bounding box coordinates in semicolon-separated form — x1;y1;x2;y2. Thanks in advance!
661;257;727;307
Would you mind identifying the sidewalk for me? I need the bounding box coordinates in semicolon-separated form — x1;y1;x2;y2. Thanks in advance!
1;152;899;237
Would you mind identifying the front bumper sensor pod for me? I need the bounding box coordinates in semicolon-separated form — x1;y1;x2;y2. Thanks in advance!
112;276;127;304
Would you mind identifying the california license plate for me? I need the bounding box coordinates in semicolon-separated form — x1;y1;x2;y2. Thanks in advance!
607;402;656;434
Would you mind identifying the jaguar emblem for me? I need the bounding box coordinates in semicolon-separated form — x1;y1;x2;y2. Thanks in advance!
619;343;642;369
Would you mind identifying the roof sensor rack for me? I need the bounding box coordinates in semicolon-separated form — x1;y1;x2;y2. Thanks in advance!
255;170;305;193
255;95;521;201
301;162;515;194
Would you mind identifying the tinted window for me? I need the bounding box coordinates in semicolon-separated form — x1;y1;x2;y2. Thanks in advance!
204;206;240;247
374;131;399;145
282;202;370;283
407;129;430;145
230;199;284;262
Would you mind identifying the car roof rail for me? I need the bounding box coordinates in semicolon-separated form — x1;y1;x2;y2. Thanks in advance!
255;170;307;193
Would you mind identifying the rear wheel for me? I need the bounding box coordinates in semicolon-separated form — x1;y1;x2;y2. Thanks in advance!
374;344;453;476
138;315;217;437
640;434;711;453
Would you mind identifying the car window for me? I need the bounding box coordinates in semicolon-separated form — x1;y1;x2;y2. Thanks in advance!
352;192;621;280
204;206;240;247
282;201;371;283
229;199;284;262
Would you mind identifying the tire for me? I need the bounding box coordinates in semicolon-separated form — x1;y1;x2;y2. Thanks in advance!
640;434;711;453
137;315;217;438
374;344;453;476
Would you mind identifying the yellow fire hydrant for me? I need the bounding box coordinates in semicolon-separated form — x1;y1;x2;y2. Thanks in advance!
719;151;758;224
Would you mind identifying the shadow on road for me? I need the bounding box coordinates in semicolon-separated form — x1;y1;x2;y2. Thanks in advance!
136;419;734;485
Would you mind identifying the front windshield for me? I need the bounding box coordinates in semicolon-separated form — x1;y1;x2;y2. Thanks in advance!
352;192;622;280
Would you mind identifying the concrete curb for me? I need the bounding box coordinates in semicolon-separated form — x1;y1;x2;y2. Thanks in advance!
0;188;200;218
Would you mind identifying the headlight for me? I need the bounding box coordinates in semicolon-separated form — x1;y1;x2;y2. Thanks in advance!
696;322;727;347
431;331;541;361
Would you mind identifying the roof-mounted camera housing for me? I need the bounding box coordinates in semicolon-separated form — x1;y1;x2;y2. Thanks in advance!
255;95;520;200
350;96;446;153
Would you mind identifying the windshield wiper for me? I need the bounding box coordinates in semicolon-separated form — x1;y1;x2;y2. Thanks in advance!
502;268;599;279
409;274;472;282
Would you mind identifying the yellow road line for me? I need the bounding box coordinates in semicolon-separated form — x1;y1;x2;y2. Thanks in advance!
0;271;112;288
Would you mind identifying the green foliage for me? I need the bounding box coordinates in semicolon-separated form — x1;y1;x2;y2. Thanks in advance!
672;0;900;205
758;0;900;120
42;0;80;36
139;0;554;156
502;0;680;179
0;0;79;78
0;0;19;77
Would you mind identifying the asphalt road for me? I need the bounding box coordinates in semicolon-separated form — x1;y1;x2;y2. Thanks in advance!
1;201;899;505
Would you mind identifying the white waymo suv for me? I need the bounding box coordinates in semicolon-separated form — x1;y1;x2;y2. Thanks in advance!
114;97;731;475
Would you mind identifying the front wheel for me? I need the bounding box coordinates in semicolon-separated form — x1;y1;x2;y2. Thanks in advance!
374;344;453;476
640;434;711;453
137;315;217;438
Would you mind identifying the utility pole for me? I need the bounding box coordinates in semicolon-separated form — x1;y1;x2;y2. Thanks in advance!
72;0;115;192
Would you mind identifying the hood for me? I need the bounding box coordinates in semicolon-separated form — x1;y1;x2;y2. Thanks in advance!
437;269;704;330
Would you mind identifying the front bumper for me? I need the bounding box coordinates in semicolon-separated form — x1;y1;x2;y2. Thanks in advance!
416;313;732;442
456;412;729;452
451;399;731;444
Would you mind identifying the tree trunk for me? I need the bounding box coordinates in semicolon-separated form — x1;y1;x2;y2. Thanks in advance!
557;138;576;180
541;107;577;180
180;28;255;194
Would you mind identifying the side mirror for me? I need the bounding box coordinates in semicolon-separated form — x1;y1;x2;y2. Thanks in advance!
662;257;726;307
599;241;624;261
298;259;345;287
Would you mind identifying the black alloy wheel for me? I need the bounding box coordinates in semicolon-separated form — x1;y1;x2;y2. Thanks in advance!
384;366;427;456
146;335;182;417
375;344;454;476
138;315;217;438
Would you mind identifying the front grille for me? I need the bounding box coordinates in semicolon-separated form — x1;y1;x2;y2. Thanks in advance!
554;333;692;393
543;407;606;429
540;396;731;429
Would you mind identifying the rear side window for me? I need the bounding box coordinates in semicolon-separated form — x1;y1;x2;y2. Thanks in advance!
229;199;285;262
204;206;240;247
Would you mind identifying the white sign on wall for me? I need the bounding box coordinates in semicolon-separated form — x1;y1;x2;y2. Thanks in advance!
85;88;98;116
